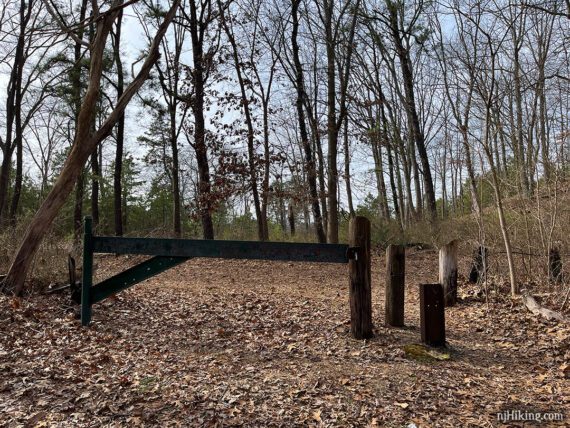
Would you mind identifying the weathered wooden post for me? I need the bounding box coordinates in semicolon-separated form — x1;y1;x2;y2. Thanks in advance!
549;248;562;284
349;216;373;339
439;239;459;306
385;244;405;326
81;217;93;326
419;283;446;347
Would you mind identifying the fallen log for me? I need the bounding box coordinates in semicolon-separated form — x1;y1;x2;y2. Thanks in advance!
522;294;566;322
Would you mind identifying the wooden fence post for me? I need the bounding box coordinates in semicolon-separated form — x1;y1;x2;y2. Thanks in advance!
419;283;446;347
81;217;93;326
439;240;459;306
349;216;373;339
385;244;405;326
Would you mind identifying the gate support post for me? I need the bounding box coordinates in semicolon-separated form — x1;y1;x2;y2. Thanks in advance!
385;244;405;326
81;217;93;326
349;216;373;339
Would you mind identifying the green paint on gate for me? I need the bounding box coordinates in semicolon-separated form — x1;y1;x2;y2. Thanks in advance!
80;216;354;326
90;256;190;305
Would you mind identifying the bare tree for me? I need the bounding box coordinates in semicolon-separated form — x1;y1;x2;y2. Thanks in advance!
1;0;180;295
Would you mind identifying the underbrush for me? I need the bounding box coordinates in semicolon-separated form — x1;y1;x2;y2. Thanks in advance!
0;221;70;293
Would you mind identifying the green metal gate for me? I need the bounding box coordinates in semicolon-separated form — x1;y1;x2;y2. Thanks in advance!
81;217;356;326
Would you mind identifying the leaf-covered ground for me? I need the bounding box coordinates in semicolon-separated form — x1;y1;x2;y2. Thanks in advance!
1;250;568;427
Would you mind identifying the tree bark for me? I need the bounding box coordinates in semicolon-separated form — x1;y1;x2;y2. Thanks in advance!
323;0;360;243
91;147;100;227
219;4;264;241
113;9;125;236
387;3;436;219
0;0;32;226
324;0;339;243
188;0;214;239
343;115;355;216
288;203;296;236
292;0;326;243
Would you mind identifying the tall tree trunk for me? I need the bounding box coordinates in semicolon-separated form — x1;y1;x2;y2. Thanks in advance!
410;138;423;217
71;0;89;242
394;147;406;228
371;132;389;219
219;5;264;240
8;129;23;224
188;0;214;239
399;142;414;221
512;20;530;196
113;9;125;236
343;116;355;216
0;0;31;226
288;202;296;236
386;143;402;228
460;126;481;215
170;104;182;237
323;0;360;242
8;7;26;225
308;45;328;237
0;156;11;224
387;4;436;219
260;101;270;241
324;1;339;243
308;111;328;236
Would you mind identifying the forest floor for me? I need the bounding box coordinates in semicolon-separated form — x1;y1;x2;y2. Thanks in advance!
1;249;569;427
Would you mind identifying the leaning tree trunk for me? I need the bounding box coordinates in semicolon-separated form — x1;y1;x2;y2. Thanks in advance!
0;0;31;226
1;1;180;295
91;147;100;227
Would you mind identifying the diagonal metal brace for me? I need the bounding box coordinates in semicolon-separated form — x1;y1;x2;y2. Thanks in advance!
89;256;190;304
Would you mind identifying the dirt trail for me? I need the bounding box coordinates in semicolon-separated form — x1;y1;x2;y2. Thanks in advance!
1;250;568;426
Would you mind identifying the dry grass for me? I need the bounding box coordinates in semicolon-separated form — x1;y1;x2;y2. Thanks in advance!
0;223;70;292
